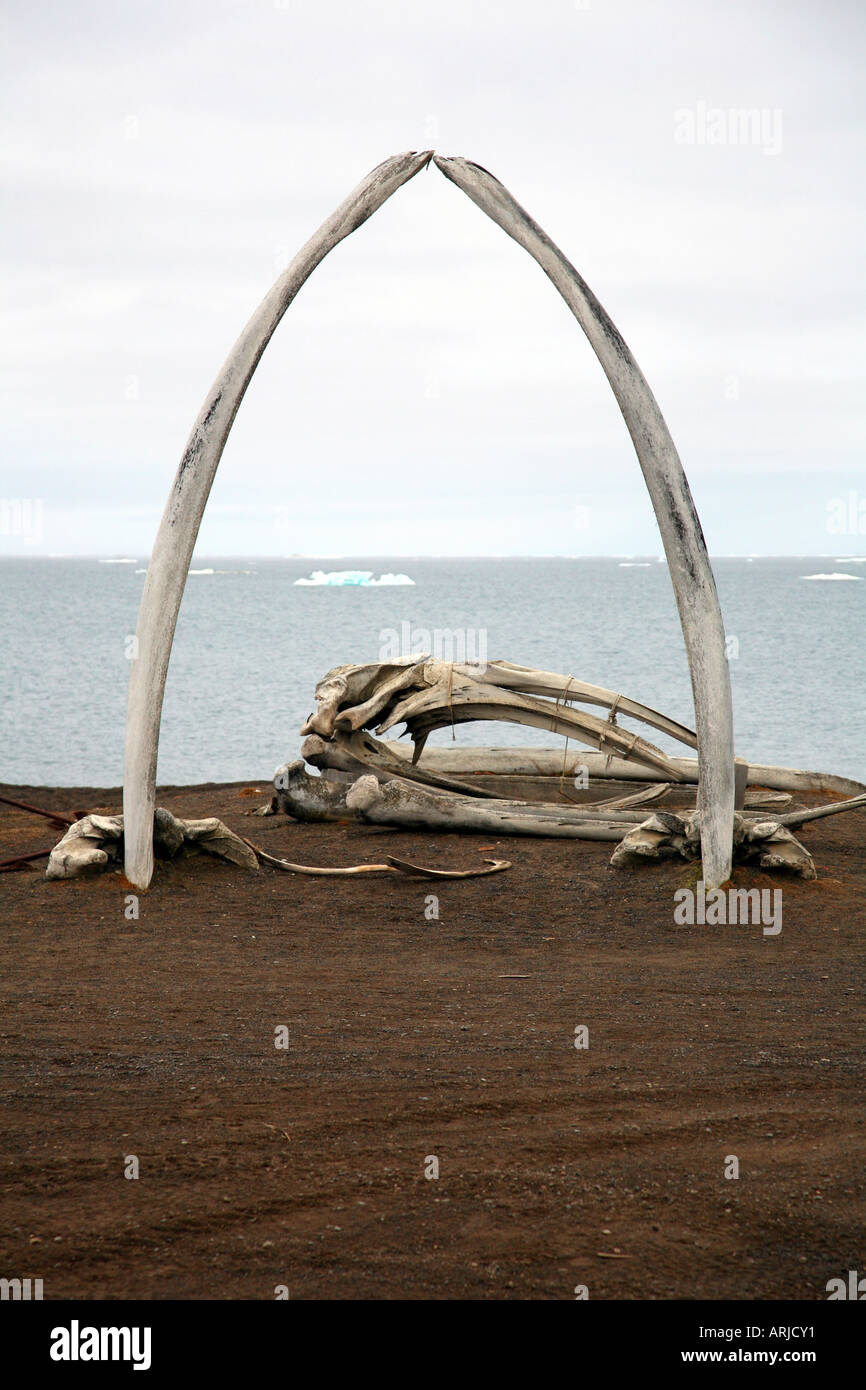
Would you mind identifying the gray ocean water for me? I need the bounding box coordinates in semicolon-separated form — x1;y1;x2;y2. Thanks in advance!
1;557;864;787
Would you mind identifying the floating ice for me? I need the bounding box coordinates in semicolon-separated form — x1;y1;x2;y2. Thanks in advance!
294;570;414;586
801;573;862;581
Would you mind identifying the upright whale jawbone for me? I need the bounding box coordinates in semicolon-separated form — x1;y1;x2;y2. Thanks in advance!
122;151;432;888
432;155;735;888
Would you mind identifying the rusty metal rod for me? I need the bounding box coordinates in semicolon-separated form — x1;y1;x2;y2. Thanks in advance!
0;847;52;871
0;794;77;826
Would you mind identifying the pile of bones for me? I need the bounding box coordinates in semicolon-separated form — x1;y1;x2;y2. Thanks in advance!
264;656;866;880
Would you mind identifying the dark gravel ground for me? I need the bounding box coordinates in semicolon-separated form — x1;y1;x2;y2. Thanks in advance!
1;779;864;1300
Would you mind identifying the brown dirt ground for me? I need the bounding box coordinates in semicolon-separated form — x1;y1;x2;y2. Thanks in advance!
1;778;864;1301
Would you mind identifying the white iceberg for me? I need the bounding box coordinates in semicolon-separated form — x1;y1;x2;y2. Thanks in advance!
294;569;414;587
801;572;862;581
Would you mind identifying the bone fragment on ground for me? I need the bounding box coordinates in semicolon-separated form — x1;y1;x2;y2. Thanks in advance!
241;837;511;878
45;814;125;879
610;811;816;879
345;775;635;840
46;809;258;879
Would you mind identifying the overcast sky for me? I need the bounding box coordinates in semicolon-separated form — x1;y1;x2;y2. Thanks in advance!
1;0;864;556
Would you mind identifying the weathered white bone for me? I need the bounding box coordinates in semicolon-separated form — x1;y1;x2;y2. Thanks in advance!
302;732;376;779
241;837;512;879
743;788;792;810
346;774;638;840
305;727;681;811
303;656;699;752
177;817;260;869
45;814;125;879
585;782;673;810
777;789;866;827
447;660;698;748
738;820;816;878
302;657;428;738
329;743;863;797
303;659;693;780
271;760;354;821
608;811;690;864
122;153;432;888
46;809;258;879
278;759;658;831
330;728;502;798
434;156;735;886
374;675;686;778
610;810;816;879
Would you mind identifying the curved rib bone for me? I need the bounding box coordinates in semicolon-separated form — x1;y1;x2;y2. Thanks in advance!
122;152;432;887
375;680;686;779
449;660;698;749
241;837;511;878
433;156;735;887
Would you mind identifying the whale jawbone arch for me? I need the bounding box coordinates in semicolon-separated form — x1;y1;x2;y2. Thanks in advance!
123;151;734;890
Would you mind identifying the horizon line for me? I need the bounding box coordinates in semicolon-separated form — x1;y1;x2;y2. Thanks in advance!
3;552;866;563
